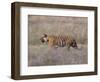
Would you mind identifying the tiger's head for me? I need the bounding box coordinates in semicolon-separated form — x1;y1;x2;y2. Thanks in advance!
40;34;49;43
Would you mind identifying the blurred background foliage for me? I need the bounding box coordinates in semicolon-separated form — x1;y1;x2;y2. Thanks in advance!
28;15;88;45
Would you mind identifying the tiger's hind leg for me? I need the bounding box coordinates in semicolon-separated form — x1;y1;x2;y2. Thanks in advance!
67;44;70;51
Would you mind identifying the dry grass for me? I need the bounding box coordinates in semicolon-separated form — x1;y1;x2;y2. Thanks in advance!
28;15;88;66
28;15;88;45
28;44;87;66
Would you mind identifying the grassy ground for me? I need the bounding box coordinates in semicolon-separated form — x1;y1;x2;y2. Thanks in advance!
28;44;87;66
28;15;88;66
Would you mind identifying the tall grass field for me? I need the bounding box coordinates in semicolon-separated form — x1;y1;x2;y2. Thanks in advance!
28;15;88;66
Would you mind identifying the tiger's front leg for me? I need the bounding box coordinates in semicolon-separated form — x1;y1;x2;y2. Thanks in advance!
54;45;59;49
48;42;58;49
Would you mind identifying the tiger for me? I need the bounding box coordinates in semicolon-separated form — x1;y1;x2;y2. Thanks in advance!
40;34;78;49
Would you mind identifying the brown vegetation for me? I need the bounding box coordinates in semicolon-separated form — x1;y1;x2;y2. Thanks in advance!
28;15;88;66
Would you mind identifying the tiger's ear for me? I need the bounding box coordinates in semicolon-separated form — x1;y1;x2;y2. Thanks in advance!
43;34;47;37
